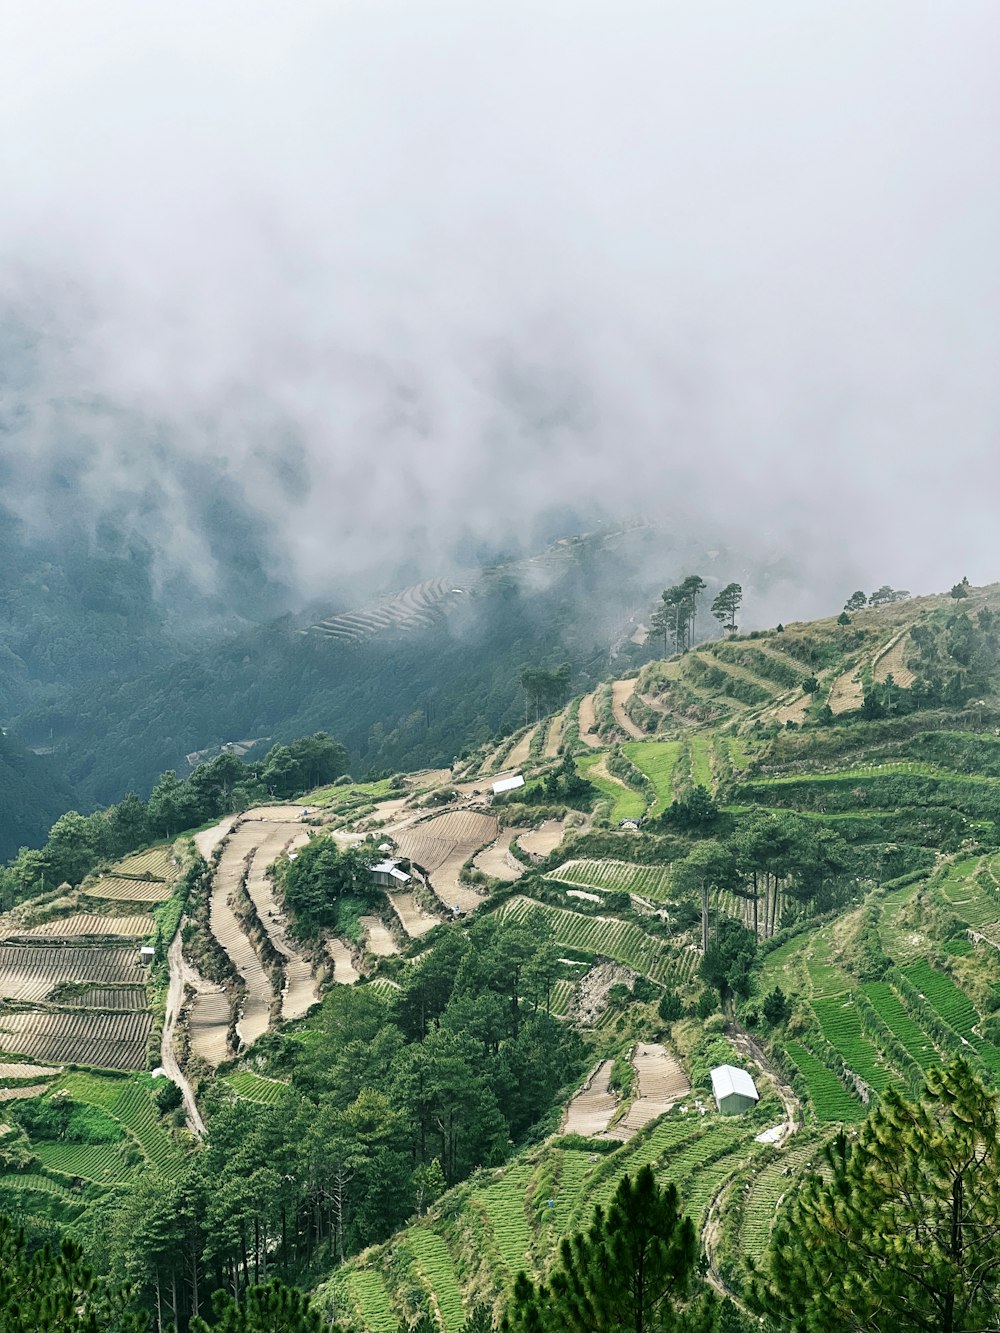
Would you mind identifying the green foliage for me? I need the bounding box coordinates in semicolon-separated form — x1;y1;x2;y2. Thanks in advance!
0;1215;146;1331
503;1165;699;1332
701;918;757;1007
749;1060;1000;1332
190;1281;324;1332
276;837;378;935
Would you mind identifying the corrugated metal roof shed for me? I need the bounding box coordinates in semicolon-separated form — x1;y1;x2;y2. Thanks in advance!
492;774;525;795
710;1064;759;1104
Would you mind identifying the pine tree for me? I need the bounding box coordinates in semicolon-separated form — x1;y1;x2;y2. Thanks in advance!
503;1165;699;1332
748;1058;1000;1332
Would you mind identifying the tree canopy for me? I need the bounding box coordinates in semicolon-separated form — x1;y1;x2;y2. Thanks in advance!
749;1059;1000;1333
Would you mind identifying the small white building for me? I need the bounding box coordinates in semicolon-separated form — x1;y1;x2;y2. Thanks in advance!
491;774;525;796
139;946;156;966
371;858;412;889
710;1064;759;1115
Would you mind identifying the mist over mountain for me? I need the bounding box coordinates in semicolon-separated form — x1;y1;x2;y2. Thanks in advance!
2;0;998;630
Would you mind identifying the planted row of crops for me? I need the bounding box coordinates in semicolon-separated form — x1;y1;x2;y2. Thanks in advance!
860;982;940;1070
474;1163;535;1278
810;997;894;1092
546;859;673;901
83;876;173;903
0;945;144;1002
400;1229;466;1333
621;740;681;815
784;1040;865;1122
223;1071;290;1105
735;1139;822;1265
498;897;674;984
0;1010;152;1072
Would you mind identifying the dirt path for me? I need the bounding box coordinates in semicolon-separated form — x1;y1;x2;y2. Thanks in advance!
577;692;602;748
544;710;566;758
611;680;645;739
729;1022;801;1139
561;1059;619;1136
162;930;206;1134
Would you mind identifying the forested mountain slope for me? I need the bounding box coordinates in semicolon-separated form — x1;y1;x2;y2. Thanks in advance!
0;731;76;862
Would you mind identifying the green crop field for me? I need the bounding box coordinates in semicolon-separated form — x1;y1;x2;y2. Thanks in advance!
475;1163;535;1278
689;736;713;790
861;983;940;1070
736;1139;822;1267
402;1229;466;1333
498;897;675;985
223;1071;291;1105
785;1041;865;1122
34;1141;135;1186
576;754;647;822
621;741;681;816
545;859;673;902
804;935;847;1000
55;1072;186;1177
811;998;894;1092
343;1271;398;1333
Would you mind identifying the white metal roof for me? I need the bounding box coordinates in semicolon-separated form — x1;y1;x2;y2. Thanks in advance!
371;859;411;883
710;1064;759;1103
492;774;525;794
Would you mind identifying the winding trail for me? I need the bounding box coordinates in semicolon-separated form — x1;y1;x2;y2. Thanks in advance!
162;930;206;1135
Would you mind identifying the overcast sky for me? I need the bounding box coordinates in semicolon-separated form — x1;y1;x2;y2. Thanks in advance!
1;1;998;604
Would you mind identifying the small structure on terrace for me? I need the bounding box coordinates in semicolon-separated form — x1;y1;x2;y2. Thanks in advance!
710;1064;759;1115
370;858;412;889
491;773;525;796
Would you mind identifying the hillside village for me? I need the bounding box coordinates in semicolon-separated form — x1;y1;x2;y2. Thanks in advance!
1;580;1000;1328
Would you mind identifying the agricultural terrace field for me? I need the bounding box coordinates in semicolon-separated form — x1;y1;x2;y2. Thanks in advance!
0;945;145;1002
933;856;1000;931
545;859;673;902
860;983;941;1070
784;1041;865;1122
622;741;681;815
0;1010;152;1072
497;897;676;986
326;1110;764;1331
303;778;397;811
222;1071;291;1105
901;960;1000;1079
734;1137;825;1271
810;997;895;1092
15;914;155;940
112;846;178;880
82;877;173;904
575;754;646;822
53;1072;186;1176
394;810;498;873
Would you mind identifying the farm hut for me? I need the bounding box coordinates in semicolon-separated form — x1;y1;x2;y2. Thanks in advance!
139;945;156;966
491;774;525;796
371;858;412;889
710;1064;759;1115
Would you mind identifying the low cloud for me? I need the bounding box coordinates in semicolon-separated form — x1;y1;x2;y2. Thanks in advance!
2;0;998;610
